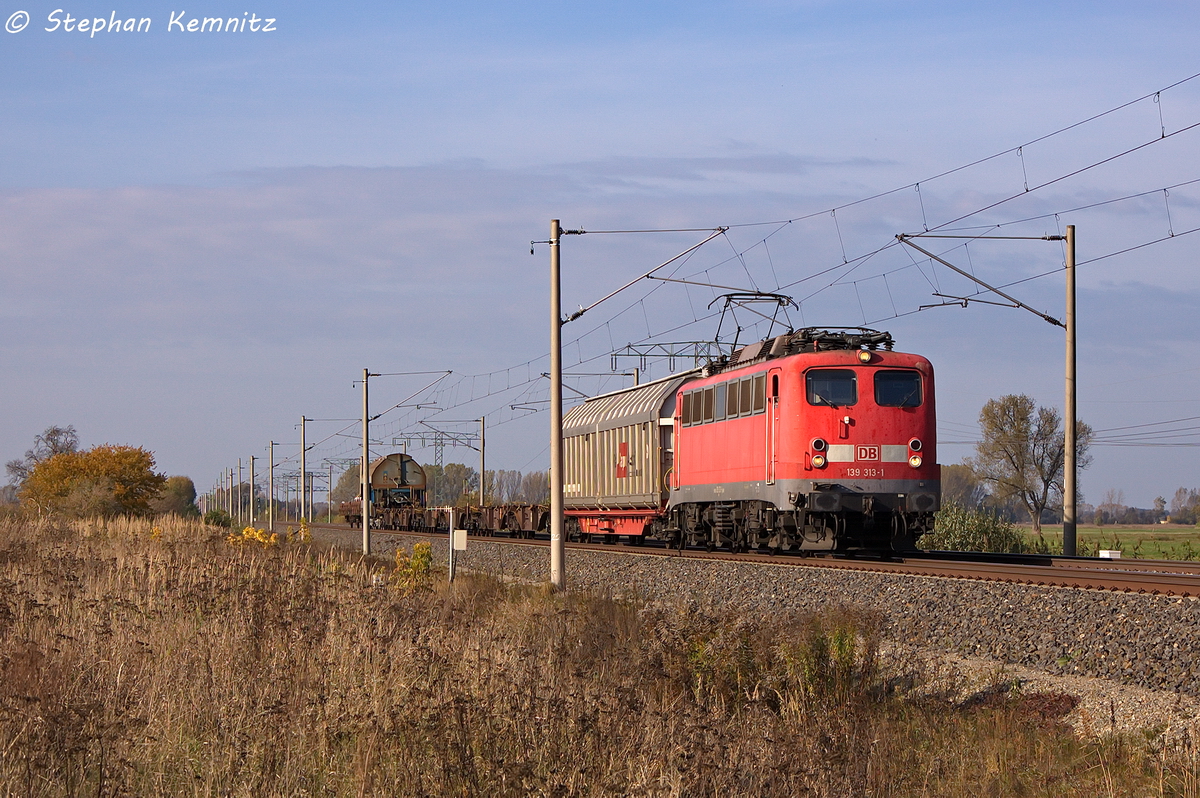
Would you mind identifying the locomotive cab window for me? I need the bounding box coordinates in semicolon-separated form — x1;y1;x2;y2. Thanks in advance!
806;369;857;407
875;370;922;407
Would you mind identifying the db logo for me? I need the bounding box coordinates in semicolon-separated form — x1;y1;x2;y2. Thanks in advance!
856;445;879;461
616;442;629;478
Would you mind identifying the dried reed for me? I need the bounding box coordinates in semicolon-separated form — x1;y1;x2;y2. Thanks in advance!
0;515;1192;797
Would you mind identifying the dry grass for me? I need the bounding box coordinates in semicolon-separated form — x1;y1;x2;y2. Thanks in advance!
0;515;1196;797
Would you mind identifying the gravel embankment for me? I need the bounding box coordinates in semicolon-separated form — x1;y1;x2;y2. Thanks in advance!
316;528;1200;737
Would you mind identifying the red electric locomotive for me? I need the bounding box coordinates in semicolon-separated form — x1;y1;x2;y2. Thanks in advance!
562;328;940;553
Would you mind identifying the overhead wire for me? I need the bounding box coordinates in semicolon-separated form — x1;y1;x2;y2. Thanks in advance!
268;70;1200;477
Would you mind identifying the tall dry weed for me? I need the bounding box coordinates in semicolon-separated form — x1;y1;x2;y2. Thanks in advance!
0;515;1192;796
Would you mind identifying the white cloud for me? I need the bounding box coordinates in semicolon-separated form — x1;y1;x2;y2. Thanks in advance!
0;159;1196;503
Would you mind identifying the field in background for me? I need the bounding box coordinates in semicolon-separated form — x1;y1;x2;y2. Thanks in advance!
1026;524;1200;560
0;515;1198;796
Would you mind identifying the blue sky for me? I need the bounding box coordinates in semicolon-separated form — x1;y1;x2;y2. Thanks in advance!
2;0;1198;507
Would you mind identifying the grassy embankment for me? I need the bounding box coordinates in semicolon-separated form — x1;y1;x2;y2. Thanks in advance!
1;515;1198;796
1026;524;1200;559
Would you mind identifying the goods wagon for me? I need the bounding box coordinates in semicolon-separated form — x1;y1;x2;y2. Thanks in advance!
340;452;426;527
562;374;689;540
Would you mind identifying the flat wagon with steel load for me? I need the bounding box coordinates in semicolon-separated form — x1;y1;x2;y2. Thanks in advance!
340;452;548;536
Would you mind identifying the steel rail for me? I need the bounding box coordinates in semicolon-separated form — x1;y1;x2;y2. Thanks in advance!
917;550;1200;576
307;523;1200;597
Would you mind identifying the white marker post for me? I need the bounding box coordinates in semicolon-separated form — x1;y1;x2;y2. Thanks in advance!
446;506;468;583
448;507;456;582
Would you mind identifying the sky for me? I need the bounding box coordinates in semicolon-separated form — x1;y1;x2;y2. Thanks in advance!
1;0;1198;508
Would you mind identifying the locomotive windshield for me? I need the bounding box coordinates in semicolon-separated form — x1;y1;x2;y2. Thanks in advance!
874;370;922;407
806;369;857;407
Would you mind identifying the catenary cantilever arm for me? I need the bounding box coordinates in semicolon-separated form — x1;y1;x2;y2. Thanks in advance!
897;234;1064;327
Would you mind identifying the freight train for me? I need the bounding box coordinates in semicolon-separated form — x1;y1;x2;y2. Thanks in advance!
344;327;940;554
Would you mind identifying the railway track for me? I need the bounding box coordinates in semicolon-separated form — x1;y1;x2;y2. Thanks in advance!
307;522;1200;598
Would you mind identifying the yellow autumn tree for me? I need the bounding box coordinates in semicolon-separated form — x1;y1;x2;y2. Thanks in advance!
21;445;167;518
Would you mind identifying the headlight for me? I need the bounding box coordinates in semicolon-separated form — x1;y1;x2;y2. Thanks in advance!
811;438;827;452
858;350;872;363
812;454;827;468
909;438;922;452
909;455;923;468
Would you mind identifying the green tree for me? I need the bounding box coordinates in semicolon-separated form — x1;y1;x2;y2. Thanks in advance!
969;395;1093;533
152;476;199;517
941;462;987;509
203;507;233;527
330;463;360;504
490;469;521;503
1169;488;1199;525
518;470;549;504
21;445;167;518
481;469;549;504
1154;495;1168;521
422;463;477;507
1096;489;1126;527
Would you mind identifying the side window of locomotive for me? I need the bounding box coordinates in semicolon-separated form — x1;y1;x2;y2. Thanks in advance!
741;378;753;415
806;369;858;407
714;384;727;421
875;370;922;407
752;375;766;414
702;387;715;423
681;391;693;426
726;380;740;418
